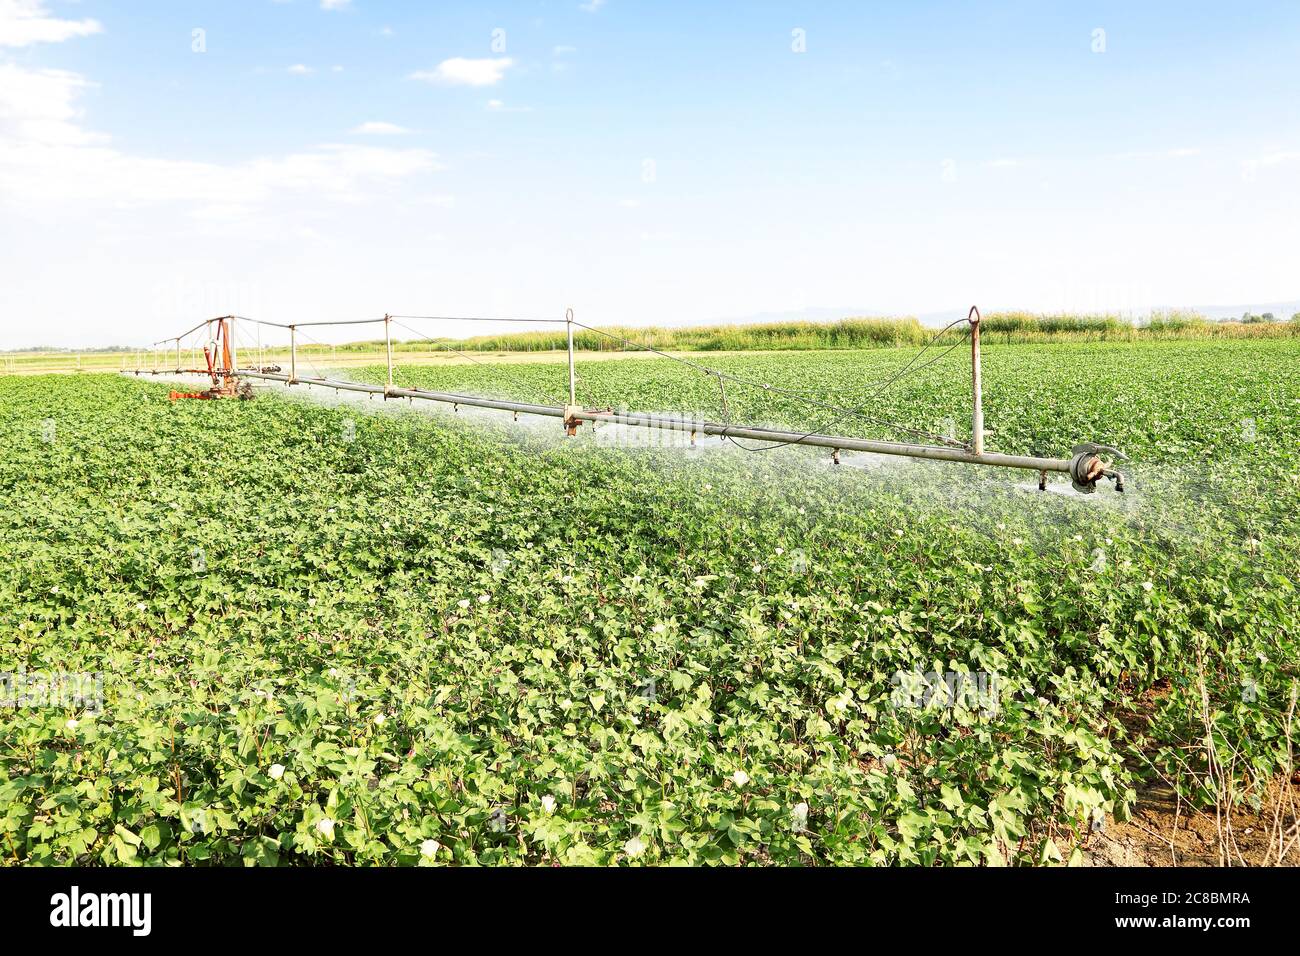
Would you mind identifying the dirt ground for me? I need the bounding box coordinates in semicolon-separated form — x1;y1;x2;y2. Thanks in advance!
1084;778;1299;867
1;347;751;376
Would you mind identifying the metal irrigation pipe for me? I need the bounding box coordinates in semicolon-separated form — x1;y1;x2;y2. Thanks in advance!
566;307;577;408
236;316;389;330
384;314;394;391
234;369;1074;475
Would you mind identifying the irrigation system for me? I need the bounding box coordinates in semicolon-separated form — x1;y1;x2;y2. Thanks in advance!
128;308;1127;494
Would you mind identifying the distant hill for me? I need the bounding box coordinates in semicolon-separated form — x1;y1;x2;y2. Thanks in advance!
1182;300;1300;322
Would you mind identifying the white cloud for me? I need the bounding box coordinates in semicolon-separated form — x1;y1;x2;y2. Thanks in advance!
984;158;1022;168
1109;148;1202;162
287;64;314;75
1240;149;1300;182
0;63;104;146
410;57;513;87
579;0;606;12
0;0;101;47
486;99;531;113
351;121;410;135
1256;150;1300;166
0;63;440;209
320;0;351;10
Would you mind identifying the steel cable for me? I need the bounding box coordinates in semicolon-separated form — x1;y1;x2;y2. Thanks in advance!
158;309;977;452
570;317;972;450
390;319;567;407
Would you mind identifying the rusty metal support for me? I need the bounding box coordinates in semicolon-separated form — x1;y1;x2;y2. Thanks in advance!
384;313;394;394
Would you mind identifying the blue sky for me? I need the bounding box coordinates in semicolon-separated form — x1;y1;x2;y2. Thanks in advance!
1;0;1298;348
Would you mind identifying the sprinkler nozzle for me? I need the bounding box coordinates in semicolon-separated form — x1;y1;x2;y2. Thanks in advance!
1069;443;1128;494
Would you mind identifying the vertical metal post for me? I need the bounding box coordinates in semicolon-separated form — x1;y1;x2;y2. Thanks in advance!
969;306;984;456
257;323;262;373
228;316;238;372
384;314;394;393
176;338;181;371
566;307;576;407
289;325;297;384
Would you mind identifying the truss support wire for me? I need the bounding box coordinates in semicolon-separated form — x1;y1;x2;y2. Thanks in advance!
388;318;566;407
136;308;1090;479
568;317;971;450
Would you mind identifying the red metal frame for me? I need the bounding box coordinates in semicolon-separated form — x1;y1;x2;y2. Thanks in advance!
169;317;242;400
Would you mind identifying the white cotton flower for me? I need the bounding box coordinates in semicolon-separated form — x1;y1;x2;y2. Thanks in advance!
316;817;335;838
420;838;440;859
457;599;471;610
541;795;557;814
373;712;386;726
792;802;810;833
269;764;285;780
65;719;79;730
1141;581;1154;592
731;770;750;786
623;836;646;857
478;593;491;604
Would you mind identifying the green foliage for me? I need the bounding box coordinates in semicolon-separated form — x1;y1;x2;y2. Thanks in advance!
267;314;1300;359
378;313;1298;354
1;338;1296;866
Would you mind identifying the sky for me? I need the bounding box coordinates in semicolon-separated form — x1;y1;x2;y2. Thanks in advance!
1;0;1298;349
